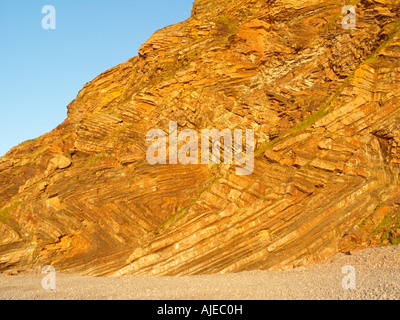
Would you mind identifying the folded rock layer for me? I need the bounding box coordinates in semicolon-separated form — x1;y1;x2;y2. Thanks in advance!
0;0;399;276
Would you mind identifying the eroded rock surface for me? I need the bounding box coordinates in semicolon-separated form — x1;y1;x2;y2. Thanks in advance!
0;0;399;276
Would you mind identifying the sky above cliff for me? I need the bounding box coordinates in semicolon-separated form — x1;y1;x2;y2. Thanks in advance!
0;0;193;157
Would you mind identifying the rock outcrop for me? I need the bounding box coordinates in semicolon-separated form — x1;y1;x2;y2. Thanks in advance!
0;0;399;276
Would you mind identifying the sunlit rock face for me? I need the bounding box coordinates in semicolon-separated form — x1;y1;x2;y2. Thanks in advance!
0;0;400;276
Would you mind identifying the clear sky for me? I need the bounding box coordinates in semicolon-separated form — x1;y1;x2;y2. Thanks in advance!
0;0;193;157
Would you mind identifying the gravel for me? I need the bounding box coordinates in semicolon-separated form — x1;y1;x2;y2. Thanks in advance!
1;245;399;300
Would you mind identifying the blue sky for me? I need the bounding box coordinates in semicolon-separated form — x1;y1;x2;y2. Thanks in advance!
0;0;193;156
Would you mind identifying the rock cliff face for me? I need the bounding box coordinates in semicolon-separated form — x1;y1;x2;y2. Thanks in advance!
0;0;400;276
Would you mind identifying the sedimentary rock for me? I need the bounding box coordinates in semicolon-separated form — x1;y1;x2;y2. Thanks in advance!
0;0;399;276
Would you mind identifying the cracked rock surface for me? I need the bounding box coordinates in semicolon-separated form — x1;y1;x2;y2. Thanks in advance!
0;0;400;276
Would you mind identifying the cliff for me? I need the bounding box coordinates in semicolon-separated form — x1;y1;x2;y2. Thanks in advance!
0;0;399;276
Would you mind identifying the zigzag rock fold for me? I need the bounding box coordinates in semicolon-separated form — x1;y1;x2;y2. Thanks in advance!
0;0;399;276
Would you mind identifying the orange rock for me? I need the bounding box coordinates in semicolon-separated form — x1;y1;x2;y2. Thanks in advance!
0;0;400;276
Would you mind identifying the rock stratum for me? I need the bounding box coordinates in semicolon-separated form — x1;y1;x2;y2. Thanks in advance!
1;0;400;276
